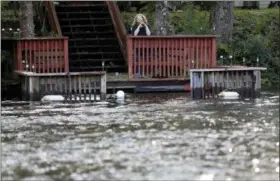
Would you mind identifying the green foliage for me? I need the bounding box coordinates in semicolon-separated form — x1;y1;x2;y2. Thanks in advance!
122;5;212;35
1;1;19;22
231;9;279;88
169;5;212;34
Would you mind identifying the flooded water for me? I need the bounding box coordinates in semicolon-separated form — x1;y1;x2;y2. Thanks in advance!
1;92;279;181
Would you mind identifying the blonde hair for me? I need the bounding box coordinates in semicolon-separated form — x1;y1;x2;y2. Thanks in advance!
132;14;148;27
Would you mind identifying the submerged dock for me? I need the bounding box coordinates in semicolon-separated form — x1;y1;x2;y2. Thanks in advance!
190;66;267;99
16;71;107;102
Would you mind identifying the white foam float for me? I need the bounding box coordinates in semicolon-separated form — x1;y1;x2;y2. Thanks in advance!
115;90;125;104
116;90;125;99
218;90;239;99
41;95;65;102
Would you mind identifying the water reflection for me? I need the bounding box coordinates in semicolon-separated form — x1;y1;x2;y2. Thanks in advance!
1;92;279;181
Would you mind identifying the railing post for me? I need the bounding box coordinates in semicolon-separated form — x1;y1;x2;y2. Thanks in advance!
127;36;133;79
211;37;216;68
100;72;107;101
64;37;69;72
17;40;22;71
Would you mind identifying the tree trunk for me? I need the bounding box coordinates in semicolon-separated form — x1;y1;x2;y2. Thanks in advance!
19;1;35;38
210;1;234;44
155;1;173;35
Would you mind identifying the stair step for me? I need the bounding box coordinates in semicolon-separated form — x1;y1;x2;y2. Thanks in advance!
60;17;110;21
61;24;112;28
56;7;108;14
69;54;122;60
55;1;126;73
69;41;119;47
68;44;118;49
69;66;127;72
61;26;114;32
57;11;109;15
63;31;115;35
69;47;123;53
69;58;125;63
70;65;126;70
69;38;117;41
69;52;121;56
56;13;110;19
59;19;112;26
65;34;116;39
58;4;106;8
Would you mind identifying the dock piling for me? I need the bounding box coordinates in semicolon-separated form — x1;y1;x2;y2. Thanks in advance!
16;71;107;103
190;67;266;99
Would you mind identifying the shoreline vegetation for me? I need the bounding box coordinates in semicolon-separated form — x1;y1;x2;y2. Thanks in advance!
1;3;279;90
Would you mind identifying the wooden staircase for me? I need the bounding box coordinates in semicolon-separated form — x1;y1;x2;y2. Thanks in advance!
54;1;126;73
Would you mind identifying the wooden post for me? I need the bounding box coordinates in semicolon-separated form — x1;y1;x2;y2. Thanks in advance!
191;71;204;99
28;76;40;102
100;73;107;101
190;70;193;98
253;70;261;97
201;71;205;99
127;37;133;79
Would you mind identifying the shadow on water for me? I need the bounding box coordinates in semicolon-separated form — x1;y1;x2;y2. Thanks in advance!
1;91;279;181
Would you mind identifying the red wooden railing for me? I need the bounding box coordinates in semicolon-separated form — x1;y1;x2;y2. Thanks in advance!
127;35;217;79
15;37;69;73
106;1;127;63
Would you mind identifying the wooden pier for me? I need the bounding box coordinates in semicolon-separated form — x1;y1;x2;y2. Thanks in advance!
16;71;107;102
190;66;267;99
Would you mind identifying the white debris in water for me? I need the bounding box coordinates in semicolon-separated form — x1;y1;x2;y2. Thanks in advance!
209;119;216;126
252;158;259;165
116;90;125;99
41;95;65;102
228;148;233;152
276;167;279;173
199;173;215;181
152;140;157;145
269;95;279;99
226;178;232;181
275;158;279;163
276;142;279;146
218;91;239;99
254;167;260;173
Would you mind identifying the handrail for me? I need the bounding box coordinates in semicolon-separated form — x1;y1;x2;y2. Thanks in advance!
44;1;62;36
16;37;69;73
127;36;217;79
106;1;127;63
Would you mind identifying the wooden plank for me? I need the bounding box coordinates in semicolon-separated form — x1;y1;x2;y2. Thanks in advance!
73;76;77;101
14;71;106;77
88;76;92;102
167;39;170;77
94;80;97;101
159;39;162;77
183;39;187;77
171;39;174;77
78;75;82;102
54;40;58;73
83;75;87;102
100;73;107;100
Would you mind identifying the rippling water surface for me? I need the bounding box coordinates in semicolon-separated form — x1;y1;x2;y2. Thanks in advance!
1;92;279;181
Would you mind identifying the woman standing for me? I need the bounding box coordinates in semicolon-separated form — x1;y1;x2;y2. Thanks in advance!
131;14;151;78
131;14;151;36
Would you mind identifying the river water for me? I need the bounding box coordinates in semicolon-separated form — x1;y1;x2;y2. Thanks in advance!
1;92;279;181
